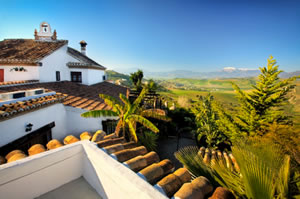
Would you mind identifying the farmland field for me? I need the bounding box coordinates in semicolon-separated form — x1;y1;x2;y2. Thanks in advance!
158;78;256;106
156;78;256;91
158;78;300;126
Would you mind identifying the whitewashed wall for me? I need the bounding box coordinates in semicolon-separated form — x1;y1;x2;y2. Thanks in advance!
0;141;167;199
0;104;67;147
39;44;105;85
69;68;105;86
69;68;89;85
0;66;39;82
83;142;168;199
87;69;105;85
0;104;116;147
0;144;84;199
39;44;77;82
65;106;117;137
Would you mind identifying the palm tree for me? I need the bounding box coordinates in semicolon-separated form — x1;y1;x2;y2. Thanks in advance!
81;88;169;142
130;69;144;91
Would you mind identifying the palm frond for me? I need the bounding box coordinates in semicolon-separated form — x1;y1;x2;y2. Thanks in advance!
276;155;291;198
175;138;293;199
232;142;277;199
142;108;166;116
114;119;123;137
141;109;171;121
211;161;245;197
131;88;148;113
119;93;130;111
99;94;123;112
174;146;220;187
81;110;118;118
129;114;159;133
127;120;138;142
133;87;148;106
114;104;124;116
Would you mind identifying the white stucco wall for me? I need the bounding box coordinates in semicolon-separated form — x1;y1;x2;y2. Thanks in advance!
83;142;168;199
0;104;116;148
87;69;105;85
0;65;39;82
68;68;105;85
0;103;67;147
39;44;77;82
65;106;117;137
0;141;167;199
0;143;84;199
69;68;89;85
39;45;104;85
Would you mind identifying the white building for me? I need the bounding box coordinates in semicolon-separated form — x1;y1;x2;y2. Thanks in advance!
0;22;106;85
0;22;128;153
0;22;215;199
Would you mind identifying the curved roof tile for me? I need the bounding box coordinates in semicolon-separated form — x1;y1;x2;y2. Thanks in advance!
0;39;67;64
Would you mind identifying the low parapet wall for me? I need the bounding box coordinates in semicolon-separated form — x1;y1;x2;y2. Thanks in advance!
0;141;167;199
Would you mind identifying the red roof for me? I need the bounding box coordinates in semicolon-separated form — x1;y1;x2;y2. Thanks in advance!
0;39;67;65
0;81;128;111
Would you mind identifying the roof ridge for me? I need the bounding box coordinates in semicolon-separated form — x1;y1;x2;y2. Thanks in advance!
67;47;106;70
3;39;68;42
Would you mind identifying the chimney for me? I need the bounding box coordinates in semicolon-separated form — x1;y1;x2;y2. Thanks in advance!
34;29;38;40
51;30;57;40
80;40;87;55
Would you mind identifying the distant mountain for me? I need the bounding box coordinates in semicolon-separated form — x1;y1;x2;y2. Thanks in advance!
145;68;261;79
279;71;300;79
145;70;202;79
144;68;300;79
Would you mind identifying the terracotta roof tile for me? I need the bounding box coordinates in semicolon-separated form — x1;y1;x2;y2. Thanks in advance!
111;146;148;162
63;96;82;105
94;103;108;110
0;81;128;111
72;98;90;108
0;80;39;86
64;95;76;100
0;39;67;65
75;99;96;109
85;101;101;110
0;93;66;120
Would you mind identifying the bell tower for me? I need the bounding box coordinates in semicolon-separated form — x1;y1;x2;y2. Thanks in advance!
34;22;57;41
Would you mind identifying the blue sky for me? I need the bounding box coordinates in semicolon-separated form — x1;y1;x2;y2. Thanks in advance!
0;0;299;73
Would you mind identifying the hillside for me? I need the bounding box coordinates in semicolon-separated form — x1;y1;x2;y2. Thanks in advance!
106;70;132;87
158;78;300;127
157;78;256;91
106;70;299;121
106;70;130;81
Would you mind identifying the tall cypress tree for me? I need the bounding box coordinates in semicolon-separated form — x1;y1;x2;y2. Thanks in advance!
232;56;298;136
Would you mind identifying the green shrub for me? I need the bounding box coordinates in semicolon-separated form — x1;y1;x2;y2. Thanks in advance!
138;131;159;152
